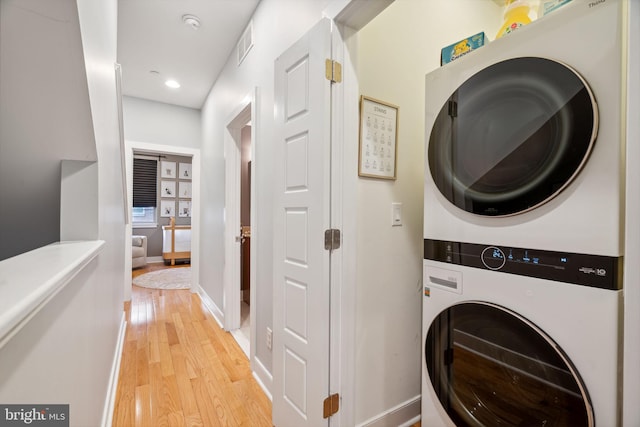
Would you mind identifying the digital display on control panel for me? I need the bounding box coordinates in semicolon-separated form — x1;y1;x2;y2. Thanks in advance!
424;239;622;290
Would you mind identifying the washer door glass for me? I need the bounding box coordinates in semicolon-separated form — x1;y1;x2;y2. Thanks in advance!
428;57;597;216
425;302;593;427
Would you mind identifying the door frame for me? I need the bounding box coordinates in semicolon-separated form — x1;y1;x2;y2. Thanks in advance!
124;140;201;302
223;89;258;359
328;21;352;427
323;3;395;426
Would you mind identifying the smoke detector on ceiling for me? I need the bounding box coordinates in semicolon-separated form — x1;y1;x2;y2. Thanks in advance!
182;14;201;31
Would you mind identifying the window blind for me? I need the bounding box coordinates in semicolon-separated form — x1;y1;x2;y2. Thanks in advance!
133;158;157;208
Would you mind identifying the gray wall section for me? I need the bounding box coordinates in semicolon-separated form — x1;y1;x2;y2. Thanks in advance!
133;154;192;257
0;162;60;259
132;226;163;258
0;0;97;261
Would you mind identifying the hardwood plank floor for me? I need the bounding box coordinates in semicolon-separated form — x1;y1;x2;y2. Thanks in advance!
113;263;272;427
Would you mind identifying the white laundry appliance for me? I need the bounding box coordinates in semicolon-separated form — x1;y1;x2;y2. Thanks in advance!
422;1;627;426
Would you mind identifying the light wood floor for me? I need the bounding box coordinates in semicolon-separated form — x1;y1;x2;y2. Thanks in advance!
113;263;272;427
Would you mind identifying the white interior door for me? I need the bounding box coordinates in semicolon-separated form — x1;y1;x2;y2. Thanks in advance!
273;18;333;427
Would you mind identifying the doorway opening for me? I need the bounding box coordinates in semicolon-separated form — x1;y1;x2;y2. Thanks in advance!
224;90;257;361
124;141;201;303
131;151;194;267
238;124;252;352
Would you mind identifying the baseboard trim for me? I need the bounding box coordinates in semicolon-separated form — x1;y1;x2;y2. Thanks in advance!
101;312;127;427
196;285;224;328
252;356;273;402
399;414;421;427
230;329;250;358
356;395;421;427
147;256;164;264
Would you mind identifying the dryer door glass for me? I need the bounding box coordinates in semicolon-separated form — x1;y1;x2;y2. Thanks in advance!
425;302;593;427
428;57;597;216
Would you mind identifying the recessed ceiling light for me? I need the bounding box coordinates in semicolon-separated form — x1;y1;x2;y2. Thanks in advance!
165;79;181;89
182;14;201;31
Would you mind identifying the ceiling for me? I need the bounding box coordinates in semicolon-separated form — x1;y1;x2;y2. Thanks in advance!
117;0;260;110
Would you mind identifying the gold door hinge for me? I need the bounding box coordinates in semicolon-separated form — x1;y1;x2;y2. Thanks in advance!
323;393;340;418
325;59;342;83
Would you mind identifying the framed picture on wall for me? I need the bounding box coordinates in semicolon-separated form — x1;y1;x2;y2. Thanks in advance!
178;200;191;218
161;160;176;178
179;162;192;180
179;181;192;198
161;181;176;198
358;95;399;180
160;200;175;217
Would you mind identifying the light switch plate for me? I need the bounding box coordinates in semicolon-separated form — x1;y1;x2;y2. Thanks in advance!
392;202;402;226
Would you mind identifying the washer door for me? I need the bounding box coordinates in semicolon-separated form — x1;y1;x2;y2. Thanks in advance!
428;57;597;216
425;302;593;427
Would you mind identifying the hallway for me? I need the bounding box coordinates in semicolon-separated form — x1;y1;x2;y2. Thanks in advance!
113;264;271;426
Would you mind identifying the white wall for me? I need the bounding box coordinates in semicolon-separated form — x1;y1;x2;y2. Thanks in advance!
199;0;332;385
0;0;125;425
352;0;501;423
122;95;201;148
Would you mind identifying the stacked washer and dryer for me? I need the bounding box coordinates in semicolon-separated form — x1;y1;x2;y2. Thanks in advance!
422;1;627;426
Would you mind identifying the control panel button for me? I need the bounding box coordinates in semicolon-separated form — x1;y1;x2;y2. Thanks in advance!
481;246;506;270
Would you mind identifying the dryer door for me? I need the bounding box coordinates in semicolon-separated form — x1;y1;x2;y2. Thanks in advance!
425;302;593;427
428;57;597;216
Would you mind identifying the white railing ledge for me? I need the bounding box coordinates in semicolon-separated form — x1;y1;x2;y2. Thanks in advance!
0;240;105;349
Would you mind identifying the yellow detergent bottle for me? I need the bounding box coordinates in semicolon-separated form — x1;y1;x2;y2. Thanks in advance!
496;0;532;39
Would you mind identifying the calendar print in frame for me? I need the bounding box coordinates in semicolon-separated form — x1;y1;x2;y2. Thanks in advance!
358;96;398;180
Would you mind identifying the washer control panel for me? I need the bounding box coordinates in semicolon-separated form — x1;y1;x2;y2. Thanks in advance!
424;239;622;290
481;246;507;270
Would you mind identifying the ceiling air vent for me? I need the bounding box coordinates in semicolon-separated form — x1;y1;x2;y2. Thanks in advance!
237;21;254;66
